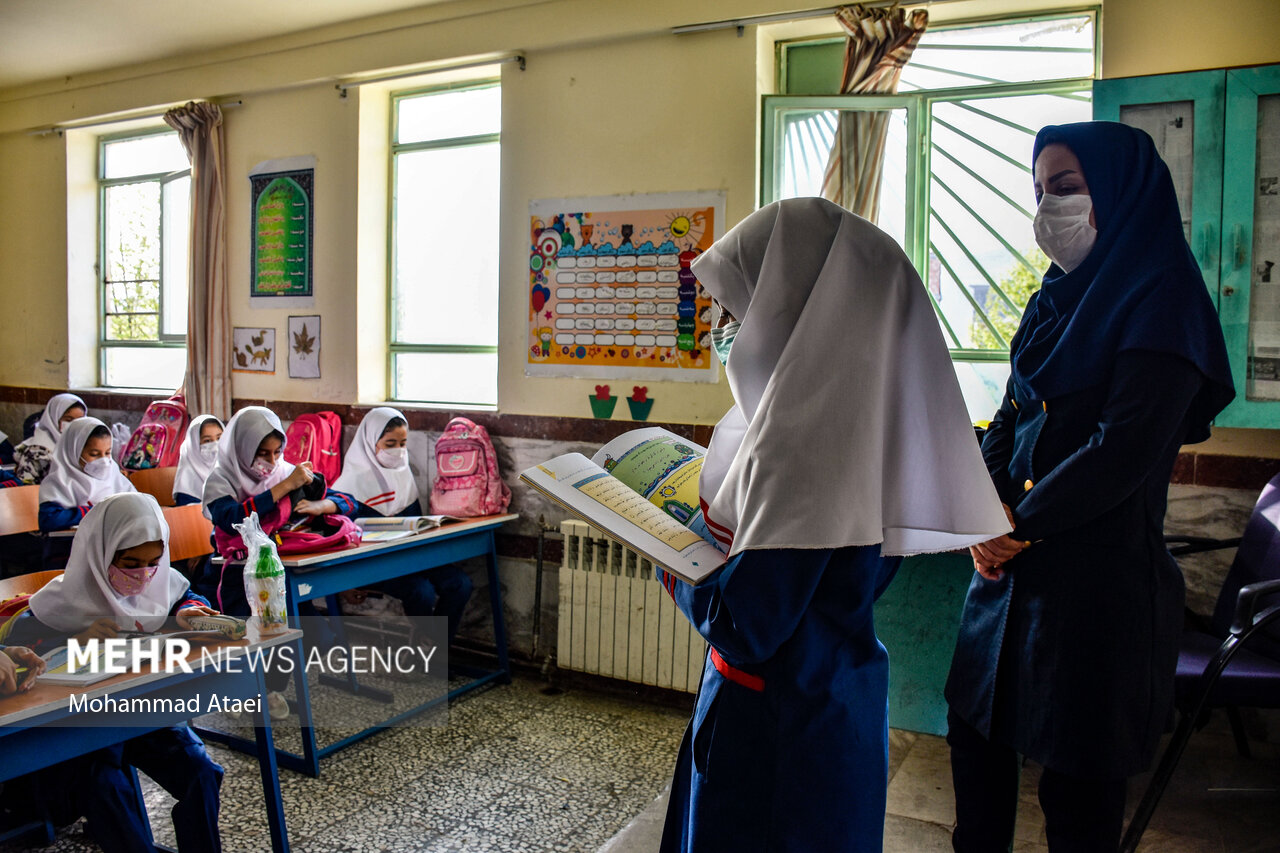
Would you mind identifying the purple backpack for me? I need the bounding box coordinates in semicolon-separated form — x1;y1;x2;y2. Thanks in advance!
429;417;510;517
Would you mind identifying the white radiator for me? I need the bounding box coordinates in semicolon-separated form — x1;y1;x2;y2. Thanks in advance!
557;520;706;693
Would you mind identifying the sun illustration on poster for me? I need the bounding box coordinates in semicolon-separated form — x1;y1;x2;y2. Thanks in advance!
665;210;706;247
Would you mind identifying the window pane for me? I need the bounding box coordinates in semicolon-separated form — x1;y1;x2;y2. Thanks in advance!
162;175;191;337
105;181;160;283
393;142;500;346
393;351;497;406
104;279;160;341
1247;94;1280;402
953;361;1012;423
928;92;1092;350
397;85;500;144
901;16;1094;91
776;107;908;250
103;346;186;389
104;133;189;179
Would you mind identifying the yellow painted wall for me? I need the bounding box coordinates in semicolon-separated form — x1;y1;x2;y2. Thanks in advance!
1;0;1279;426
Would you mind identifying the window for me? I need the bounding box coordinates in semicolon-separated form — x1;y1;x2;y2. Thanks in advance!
98;130;190;389
766;13;1096;417
390;81;501;407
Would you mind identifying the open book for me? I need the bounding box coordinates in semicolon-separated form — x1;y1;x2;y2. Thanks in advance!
355;515;462;542
520;427;727;585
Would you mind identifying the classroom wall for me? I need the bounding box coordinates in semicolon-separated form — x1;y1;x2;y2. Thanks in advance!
4;0;1280;423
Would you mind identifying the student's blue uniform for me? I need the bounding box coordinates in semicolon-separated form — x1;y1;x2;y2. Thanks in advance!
353;498;472;646
657;545;900;853
5;601;223;853
36;501;87;571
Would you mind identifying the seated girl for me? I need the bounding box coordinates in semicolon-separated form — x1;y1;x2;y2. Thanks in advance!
14;393;86;484
3;492;225;853
38;417;135;570
333;407;472;649
173;415;224;506
199;406;355;616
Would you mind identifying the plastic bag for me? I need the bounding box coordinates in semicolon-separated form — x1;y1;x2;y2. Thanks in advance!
232;511;289;635
110;422;133;465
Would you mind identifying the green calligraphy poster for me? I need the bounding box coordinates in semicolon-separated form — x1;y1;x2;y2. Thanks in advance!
250;163;313;300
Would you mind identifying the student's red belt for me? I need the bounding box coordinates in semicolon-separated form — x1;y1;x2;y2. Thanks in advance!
709;647;765;692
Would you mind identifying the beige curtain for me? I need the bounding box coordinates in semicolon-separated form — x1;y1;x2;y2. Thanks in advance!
164;102;231;419
820;4;928;221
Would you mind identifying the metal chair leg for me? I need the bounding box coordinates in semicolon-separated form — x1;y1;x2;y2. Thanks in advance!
1225;706;1252;759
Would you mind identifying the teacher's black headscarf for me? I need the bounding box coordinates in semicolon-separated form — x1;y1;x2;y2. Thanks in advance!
1011;121;1234;441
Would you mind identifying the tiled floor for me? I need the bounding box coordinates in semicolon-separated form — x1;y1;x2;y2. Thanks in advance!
4;676;1278;852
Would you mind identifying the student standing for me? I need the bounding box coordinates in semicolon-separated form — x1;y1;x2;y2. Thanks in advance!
333;407;472;649
946;122;1235;852
13;393;86;484
659;198;1010;853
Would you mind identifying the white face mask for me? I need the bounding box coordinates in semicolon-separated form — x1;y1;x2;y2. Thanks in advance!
1033;192;1097;274
82;457;114;480
250;457;277;481
375;447;407;469
199;442;219;460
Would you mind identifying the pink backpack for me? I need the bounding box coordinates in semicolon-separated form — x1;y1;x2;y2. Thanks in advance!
283;412;343;484
212;497;362;560
429;416;511;517
122;394;189;470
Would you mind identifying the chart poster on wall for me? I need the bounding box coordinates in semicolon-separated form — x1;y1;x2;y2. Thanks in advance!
288;315;321;379
249;156;315;306
232;327;276;374
526;191;725;381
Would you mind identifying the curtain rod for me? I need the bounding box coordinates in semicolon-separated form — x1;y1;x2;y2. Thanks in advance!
27;100;243;137
336;54;524;97
671;1;970;35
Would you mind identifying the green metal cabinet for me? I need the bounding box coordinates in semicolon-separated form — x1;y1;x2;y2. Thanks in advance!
1095;66;1280;428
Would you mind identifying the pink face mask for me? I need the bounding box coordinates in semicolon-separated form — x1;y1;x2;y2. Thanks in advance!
108;564;158;597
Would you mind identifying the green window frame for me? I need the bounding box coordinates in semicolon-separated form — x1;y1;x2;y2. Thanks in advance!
388;80;501;408
97;128;189;389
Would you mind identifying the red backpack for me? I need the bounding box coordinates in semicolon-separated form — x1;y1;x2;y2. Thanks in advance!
212;497;362;561
122;394;189;470
283;412;343;484
429;416;511;517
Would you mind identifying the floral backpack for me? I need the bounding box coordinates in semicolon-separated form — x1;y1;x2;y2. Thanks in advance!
429;417;510;517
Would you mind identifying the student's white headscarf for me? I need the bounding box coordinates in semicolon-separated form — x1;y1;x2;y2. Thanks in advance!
39;416;136;508
202;407;295;517
333;407;418;516
172;415;223;501
29;492;190;634
694;198;1011;557
23;393;87;452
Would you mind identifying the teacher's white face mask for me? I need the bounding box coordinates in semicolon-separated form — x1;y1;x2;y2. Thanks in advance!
1034;192;1096;273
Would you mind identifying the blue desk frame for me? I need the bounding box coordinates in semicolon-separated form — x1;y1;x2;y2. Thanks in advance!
201;514;516;777
0;636;295;852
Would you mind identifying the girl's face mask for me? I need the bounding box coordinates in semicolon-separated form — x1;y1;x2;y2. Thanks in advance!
108;563;158;597
375;447;407;469
1033;192;1097;273
199;442;219;460
82;457;114;480
709;321;740;366
250;457;277;480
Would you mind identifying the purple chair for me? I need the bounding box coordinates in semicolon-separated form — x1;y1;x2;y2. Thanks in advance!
1121;471;1280;852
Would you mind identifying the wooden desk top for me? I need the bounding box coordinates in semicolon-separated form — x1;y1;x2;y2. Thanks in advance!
280;513;518;568
0;627;302;728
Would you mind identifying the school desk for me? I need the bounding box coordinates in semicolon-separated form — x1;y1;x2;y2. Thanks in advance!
200;513;518;777
0;628;299;852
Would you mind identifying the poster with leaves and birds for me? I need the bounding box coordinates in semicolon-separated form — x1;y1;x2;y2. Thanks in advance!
288;315;321;379
232;328;276;373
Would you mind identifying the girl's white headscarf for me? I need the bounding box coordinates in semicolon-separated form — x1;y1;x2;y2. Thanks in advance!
24;393;87;452
694;198;1011;557
39;416;136;508
333;407;418;516
173;415;223;501
201;407;295;517
29;492;190;634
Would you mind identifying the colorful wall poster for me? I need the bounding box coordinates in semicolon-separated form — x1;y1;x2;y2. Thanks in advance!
526;191;725;381
232;327;276;374
249;156;315;304
288;315;321;379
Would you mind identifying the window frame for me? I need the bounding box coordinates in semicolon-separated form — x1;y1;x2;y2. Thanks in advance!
96;127;189;388
764;10;1099;364
387;78;501;408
